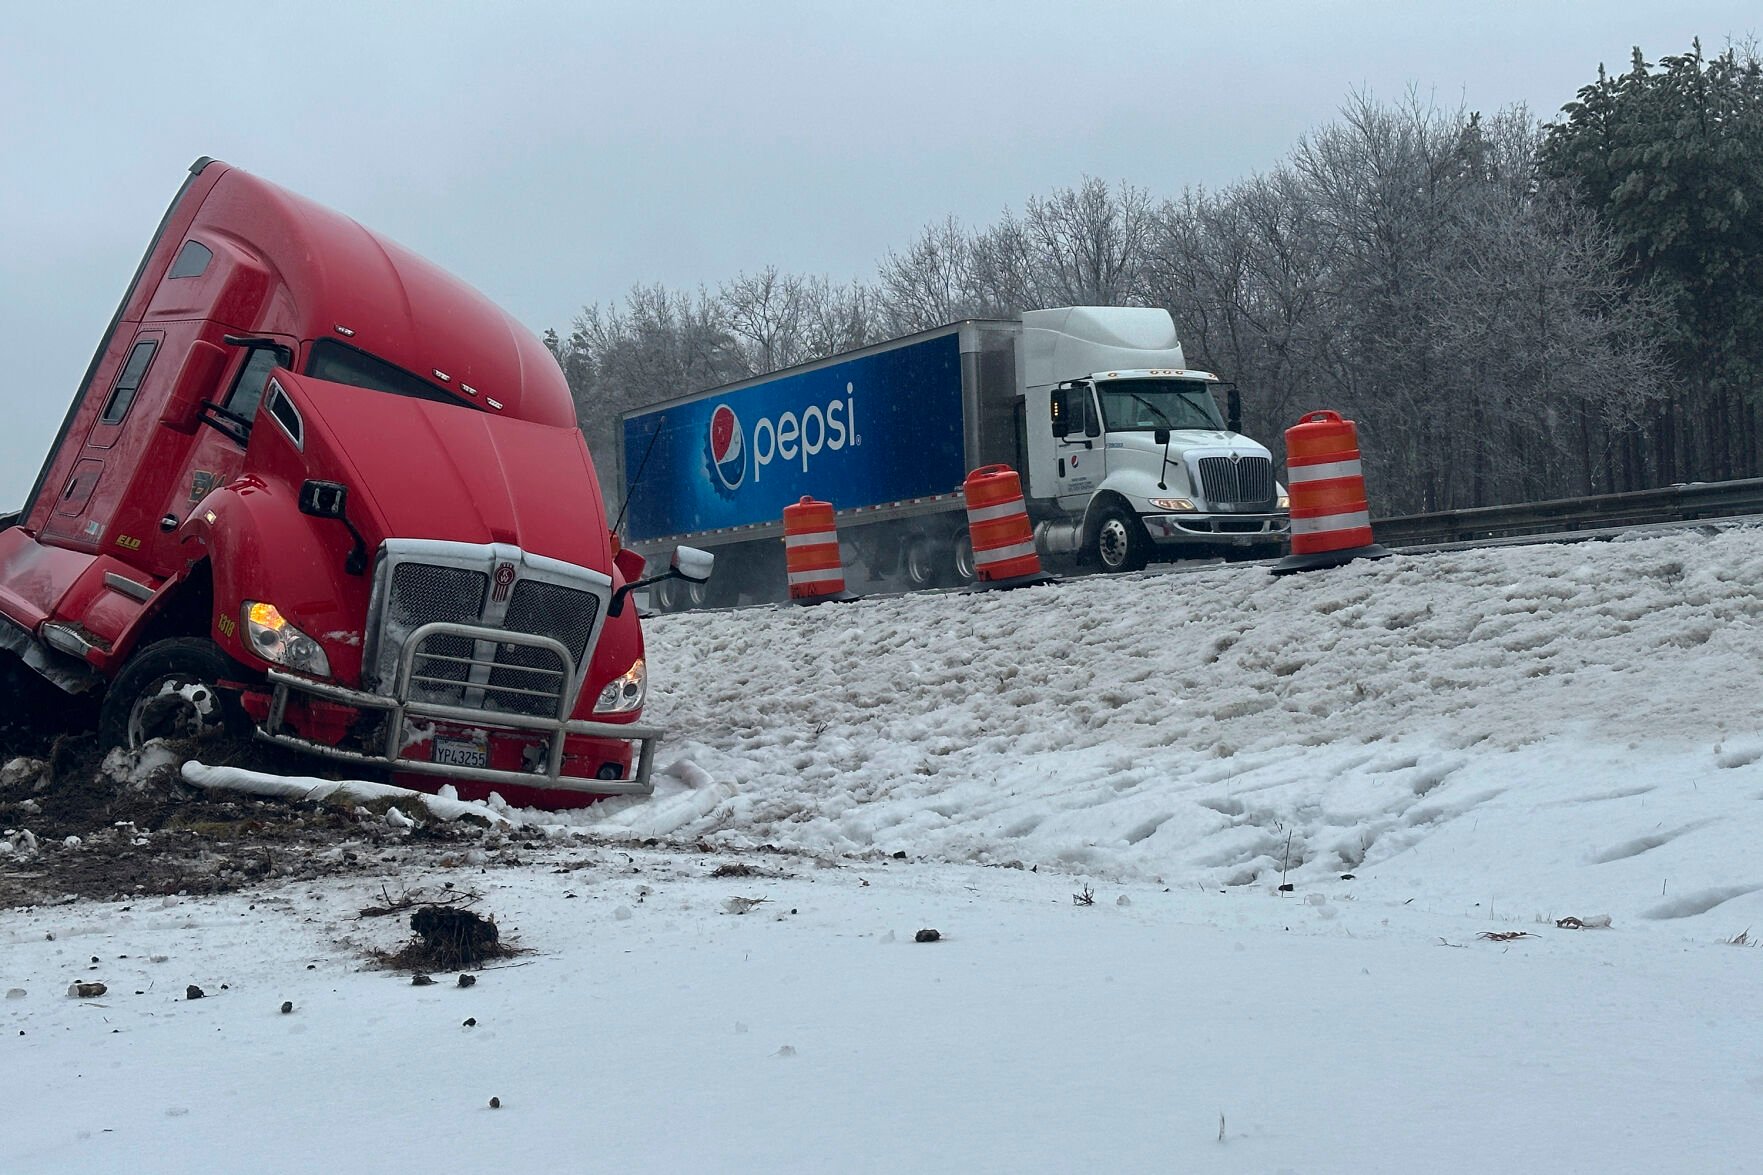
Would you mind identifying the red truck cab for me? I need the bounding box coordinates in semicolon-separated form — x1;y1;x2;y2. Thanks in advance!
0;158;705;806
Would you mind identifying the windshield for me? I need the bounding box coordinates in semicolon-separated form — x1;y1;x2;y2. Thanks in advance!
1097;379;1225;432
305;339;479;410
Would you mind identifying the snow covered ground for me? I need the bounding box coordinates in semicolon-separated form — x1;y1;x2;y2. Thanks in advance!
6;524;1763;1173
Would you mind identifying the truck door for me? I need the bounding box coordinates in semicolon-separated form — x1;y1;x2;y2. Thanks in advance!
165;340;293;533
37;329;166;549
1050;381;1101;510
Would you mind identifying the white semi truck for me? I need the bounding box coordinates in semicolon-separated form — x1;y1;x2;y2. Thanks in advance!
618;306;1289;607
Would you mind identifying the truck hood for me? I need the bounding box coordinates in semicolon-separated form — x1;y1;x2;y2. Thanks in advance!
274;373;611;572
1105;430;1269;458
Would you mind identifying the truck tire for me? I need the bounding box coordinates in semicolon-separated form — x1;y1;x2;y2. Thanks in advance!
1092;505;1151;574
903;536;939;589
950;532;976;585
653;576;708;613
99;638;248;750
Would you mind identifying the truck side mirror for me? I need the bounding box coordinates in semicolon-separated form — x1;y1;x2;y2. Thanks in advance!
299;480;348;518
1227;388;1242;433
672;545;714;584
299;480;368;575
609;545;715;617
160;341;229;433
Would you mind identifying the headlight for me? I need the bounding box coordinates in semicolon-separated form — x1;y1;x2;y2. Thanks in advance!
1278;494;1291;509
1147;498;1195;512
595;656;646;714
243;602;331;676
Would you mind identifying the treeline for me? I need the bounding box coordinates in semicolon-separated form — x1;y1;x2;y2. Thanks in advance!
550;40;1761;517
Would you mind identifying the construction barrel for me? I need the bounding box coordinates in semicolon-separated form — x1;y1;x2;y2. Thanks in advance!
1273;410;1390;575
962;465;1048;585
781;496;850;602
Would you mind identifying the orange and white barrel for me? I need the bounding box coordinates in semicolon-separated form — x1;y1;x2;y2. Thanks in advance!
1275;410;1389;574
963;465;1043;582
782;496;847;601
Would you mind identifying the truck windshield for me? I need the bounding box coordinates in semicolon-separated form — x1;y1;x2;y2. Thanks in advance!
305;339;479;410
1097;379;1225;432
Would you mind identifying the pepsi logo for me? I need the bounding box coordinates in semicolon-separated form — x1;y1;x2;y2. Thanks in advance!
709;404;745;491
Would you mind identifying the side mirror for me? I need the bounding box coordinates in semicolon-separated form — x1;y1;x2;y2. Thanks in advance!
299;480;348;518
160;341;229;433
610;545;715;617
672;545;714;584
1154;428;1170;446
1226;388;1243;433
299;480;367;575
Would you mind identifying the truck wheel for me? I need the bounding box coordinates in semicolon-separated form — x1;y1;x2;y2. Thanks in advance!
99;638;247;749
1093;505;1151;573
653;576;708;613
903;537;939;589
950;533;976;584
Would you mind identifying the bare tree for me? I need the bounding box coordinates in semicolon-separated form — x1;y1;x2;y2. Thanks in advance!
874;217;982;333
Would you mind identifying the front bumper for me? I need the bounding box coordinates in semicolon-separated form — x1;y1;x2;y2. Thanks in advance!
1143;513;1290;544
255;621;660;796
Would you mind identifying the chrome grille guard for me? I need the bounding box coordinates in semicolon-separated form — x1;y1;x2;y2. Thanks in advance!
256;625;659;794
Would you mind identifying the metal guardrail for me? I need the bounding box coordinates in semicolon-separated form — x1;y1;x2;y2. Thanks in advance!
1371;477;1763;548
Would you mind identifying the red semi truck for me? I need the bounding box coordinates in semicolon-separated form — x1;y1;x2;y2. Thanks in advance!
0;158;707;807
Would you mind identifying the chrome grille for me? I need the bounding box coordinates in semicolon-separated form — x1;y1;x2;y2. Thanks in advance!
487;582;602;716
367;544;611;719
1194;455;1275;507
408;628;571;718
388;565;487;702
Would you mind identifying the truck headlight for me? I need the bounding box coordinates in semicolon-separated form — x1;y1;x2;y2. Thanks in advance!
594;656;646;714
1148;498;1195;512
243;602;331;676
1278;494;1291;509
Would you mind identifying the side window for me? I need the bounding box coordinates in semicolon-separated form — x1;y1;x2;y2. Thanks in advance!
1051;386;1092;438
168;240;213;279
100;340;159;425
221;346;292;429
1076;388;1097;436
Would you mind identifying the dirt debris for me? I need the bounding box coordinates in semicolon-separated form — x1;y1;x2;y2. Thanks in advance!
0;734;498;906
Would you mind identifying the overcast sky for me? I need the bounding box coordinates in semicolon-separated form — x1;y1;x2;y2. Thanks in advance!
1;0;1754;505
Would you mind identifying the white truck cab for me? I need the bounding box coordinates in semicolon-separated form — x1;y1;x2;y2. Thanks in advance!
1020;307;1288;571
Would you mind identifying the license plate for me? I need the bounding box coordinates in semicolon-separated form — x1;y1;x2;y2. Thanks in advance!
433;735;488;770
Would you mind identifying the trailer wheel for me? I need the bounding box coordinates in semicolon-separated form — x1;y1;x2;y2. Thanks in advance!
653;576;708;613
903;537;939;589
1093;505;1151;573
99;638;247;750
950;532;976;584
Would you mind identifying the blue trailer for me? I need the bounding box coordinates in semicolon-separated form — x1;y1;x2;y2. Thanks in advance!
618;309;1287;608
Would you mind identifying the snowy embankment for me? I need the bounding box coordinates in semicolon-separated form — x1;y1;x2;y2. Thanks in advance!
587;523;1763;938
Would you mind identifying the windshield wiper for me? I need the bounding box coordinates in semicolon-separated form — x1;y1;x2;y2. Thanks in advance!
1128;393;1173;429
1126;393;1182;490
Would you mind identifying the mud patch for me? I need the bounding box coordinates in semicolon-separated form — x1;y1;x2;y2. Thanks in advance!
0;735;495;906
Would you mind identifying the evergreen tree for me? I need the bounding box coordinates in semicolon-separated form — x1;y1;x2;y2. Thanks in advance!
1542;40;1763;481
